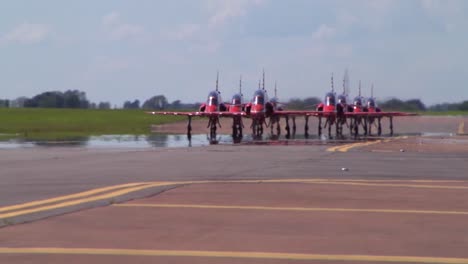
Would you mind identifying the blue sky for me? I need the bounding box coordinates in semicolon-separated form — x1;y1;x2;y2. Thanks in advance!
1;0;467;106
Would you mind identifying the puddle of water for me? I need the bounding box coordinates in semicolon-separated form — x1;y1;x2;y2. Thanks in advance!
0;133;368;149
0;131;456;149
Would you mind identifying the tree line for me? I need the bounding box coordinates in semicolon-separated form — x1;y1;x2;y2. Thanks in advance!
0;90;197;110
0;90;467;112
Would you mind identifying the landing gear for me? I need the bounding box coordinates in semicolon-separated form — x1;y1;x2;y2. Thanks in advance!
208;116;221;140
187;116;192;140
389;116;394;136
318;117;322;137
232;116;243;139
292;117;296;138
269;116;281;136
285;116;291;139
378;118;382;136
304;116;309;138
251;119;264;138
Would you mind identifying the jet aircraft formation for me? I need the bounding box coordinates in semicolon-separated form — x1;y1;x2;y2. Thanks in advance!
147;71;416;141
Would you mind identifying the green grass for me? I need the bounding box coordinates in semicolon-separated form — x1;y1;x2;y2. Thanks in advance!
0;108;185;140
419;111;468;116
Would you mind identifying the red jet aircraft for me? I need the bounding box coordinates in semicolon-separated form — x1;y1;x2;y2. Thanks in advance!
309;75;417;138
146;73;245;139
244;71;312;138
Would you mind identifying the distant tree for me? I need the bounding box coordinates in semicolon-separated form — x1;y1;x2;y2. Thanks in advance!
0;99;9;108
142;95;168;110
10;97;28;108
303;97;321;109
286;97;321;110
123;101;132;109
170;100;182;109
378;98;426;111
124;99;140;109
459;101;468;111
406;99;426;111
287;98;306;110
98;102;111;109
378;98;406;110
21;90;90;109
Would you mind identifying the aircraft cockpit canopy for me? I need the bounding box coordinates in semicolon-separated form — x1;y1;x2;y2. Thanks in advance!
207;91;219;106
367;98;376;108
353;97;363;106
325;92;336;106
252;90;267;105
270;97;278;105
337;95;347;105
231;94;242;105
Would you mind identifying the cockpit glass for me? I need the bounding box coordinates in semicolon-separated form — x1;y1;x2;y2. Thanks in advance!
232;96;241;105
368;99;376;107
254;96;264;105
208;96;218;106
354;97;362;106
337;96;346;104
326;95;336;106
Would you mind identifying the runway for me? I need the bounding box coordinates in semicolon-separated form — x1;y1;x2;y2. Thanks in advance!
0;116;467;263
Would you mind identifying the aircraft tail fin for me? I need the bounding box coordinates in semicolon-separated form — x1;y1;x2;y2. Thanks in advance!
331;73;335;93
274;81;277;97
358;80;362;97
216;71;219;92
262;69;266;91
239;75;243;96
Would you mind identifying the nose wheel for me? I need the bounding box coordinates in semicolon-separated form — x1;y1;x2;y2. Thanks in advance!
232;116;243;139
251;119;264;138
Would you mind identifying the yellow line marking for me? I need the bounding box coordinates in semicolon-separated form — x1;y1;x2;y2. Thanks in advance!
174;179;468;190
115;203;468;216
458;121;465;135
0;248;467;263
327;140;382;152
0;182;147;214
2;178;468;220
306;181;468;190
327;136;408;152
0;182;173;219
260;179;468;183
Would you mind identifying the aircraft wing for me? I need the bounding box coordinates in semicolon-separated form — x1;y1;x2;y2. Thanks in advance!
146;111;245;117
344;112;418;117
272;110;319;116
304;111;418;117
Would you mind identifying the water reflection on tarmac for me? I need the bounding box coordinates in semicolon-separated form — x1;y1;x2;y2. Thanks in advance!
0;132;452;149
0;134;345;149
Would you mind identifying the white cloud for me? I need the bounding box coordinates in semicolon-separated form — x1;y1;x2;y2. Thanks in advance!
165;23;201;40
207;0;266;28
1;23;51;45
101;11;147;41
102;11;120;27
420;0;466;33
83;56;134;81
312;24;336;40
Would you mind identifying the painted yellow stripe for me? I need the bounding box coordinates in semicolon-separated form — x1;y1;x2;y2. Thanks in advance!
327;140;382;152
307;181;468;190
115;203;468;216
0;182;173;219
327;136;408;152
339;140;382;152
458;121;465;135
0;248;467;263
0;182;148;214
2;178;468;220
257;179;468;183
